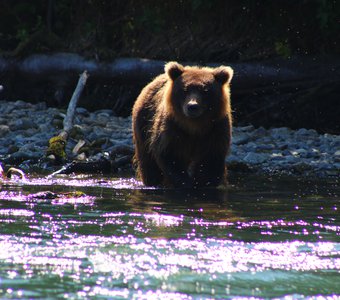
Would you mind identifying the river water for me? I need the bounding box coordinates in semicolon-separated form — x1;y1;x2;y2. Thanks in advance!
0;174;339;299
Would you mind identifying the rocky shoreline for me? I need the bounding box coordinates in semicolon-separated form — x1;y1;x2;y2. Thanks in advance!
0;100;339;178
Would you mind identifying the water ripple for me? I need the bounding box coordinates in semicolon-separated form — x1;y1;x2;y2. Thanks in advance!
0;176;339;299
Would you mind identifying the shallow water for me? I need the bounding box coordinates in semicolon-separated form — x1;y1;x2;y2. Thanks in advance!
0;174;339;299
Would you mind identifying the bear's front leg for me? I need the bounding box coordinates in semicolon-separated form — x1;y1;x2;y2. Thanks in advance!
156;152;193;188
135;153;163;187
192;154;227;188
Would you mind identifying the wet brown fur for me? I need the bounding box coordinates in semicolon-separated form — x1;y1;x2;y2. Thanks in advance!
132;62;233;188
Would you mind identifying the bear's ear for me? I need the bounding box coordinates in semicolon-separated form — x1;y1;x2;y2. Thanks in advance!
165;61;184;81
213;66;233;85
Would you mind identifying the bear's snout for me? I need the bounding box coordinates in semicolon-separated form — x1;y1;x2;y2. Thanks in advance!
183;99;203;118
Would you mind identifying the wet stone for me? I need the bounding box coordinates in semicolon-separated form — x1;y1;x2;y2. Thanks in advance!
252;126;267;137
76;107;90;116
9;118;38;131
238;125;255;132
270;127;291;140
0;117;8;125
243;153;268;164
256;143;275;151
334;150;340;162
269;153;285;161
0;125;10;136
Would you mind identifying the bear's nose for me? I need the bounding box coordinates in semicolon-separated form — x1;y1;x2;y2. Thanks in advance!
187;102;199;113
185;100;202;117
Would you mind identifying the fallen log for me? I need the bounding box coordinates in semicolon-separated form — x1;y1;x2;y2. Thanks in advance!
1;53;339;89
1;53;340;132
47;154;133;177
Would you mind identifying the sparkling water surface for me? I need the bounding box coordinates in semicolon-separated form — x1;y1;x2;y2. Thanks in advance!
0;174;339;299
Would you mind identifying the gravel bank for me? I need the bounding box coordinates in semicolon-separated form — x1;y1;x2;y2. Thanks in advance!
0;100;339;177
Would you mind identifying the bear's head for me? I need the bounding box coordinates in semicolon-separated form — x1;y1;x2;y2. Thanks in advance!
164;62;233;130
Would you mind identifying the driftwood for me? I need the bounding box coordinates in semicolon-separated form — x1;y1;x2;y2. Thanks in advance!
52;155;132;175
61;70;89;138
0;163;26;180
48;144;134;177
47;70;88;161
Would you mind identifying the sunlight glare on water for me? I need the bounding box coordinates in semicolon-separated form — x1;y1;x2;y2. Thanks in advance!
0;175;339;299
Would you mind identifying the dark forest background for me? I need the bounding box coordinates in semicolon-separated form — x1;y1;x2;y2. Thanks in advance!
0;0;339;133
1;0;339;60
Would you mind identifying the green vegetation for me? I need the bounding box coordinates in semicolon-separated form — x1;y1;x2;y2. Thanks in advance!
0;0;339;61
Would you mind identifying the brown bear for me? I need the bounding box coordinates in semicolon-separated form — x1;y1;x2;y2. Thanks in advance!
132;61;233;188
